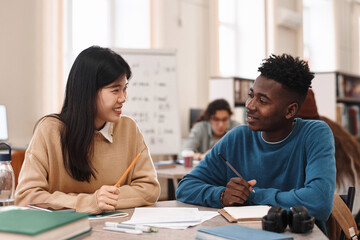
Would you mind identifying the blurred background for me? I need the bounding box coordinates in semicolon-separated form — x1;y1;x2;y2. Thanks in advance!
0;0;359;152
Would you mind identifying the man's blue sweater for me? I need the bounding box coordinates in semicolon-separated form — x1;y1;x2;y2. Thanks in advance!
176;118;336;233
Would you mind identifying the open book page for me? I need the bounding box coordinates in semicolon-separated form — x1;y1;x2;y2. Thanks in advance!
220;205;271;222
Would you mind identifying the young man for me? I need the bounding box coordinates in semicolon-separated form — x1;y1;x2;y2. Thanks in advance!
176;54;336;234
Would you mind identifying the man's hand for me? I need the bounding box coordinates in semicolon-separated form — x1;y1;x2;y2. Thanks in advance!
95;185;120;212
221;178;257;206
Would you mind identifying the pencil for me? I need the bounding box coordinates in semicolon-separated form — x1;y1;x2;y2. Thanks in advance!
218;153;255;193
114;152;141;187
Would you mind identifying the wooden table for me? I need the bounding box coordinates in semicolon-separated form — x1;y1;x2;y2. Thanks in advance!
156;164;193;190
85;201;328;240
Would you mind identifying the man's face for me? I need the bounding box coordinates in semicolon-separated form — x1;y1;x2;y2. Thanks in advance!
245;75;293;133
209;110;230;137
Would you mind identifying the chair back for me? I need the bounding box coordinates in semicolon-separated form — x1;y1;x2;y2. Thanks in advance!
341;187;356;213
11;150;25;188
327;189;359;240
189;108;203;130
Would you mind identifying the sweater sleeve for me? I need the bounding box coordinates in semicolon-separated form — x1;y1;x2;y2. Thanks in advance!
16;146;159;214
176;139;229;208
15;155;100;213
15;118;160;214
14;122;101;214
247;122;336;221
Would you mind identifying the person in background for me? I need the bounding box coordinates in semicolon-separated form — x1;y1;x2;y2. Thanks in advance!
15;46;160;213
176;54;336;235
178;99;240;160
297;88;360;217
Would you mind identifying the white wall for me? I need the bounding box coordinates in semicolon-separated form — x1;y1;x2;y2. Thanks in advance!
152;0;211;138
1;0;359;149
151;0;304;139
0;0;44;148
267;0;303;57
334;0;356;74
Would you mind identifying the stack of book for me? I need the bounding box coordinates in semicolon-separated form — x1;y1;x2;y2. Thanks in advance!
0;209;91;239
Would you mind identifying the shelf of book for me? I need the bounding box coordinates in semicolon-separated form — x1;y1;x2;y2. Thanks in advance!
337;97;360;104
209;77;254;125
312;72;360;137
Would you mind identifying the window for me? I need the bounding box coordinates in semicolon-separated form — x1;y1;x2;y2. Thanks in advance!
62;0;150;88
218;0;265;79
303;0;335;71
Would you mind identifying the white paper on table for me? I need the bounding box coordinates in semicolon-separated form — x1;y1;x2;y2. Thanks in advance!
0;206;29;212
177;159;200;165
123;208;219;229
147;211;219;229
124;207;200;224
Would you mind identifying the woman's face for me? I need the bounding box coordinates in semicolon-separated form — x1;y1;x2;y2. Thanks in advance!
94;75;128;130
210;110;230;137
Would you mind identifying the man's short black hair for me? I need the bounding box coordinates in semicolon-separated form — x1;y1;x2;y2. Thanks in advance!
258;54;314;103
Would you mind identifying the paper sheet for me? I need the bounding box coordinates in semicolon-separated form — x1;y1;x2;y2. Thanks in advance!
123;207;219;229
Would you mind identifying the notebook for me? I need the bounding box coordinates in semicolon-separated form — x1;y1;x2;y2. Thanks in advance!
0;209;91;239
218;205;271;222
89;210;128;220
154;160;177;169
196;225;293;240
27;203;75;212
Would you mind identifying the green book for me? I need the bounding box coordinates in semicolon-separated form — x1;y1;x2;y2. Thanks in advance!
0;209;91;239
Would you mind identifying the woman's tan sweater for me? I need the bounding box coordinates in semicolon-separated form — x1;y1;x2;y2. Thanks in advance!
15;116;160;213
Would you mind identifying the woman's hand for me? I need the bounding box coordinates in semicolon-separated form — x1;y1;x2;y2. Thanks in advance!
194;149;211;160
193;153;203;160
95;185;120;212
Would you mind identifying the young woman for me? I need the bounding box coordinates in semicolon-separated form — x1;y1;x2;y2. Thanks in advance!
297;89;360;216
179;99;240;160
15;46;160;213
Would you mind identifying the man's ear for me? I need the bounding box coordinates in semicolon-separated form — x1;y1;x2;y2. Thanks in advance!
285;102;298;119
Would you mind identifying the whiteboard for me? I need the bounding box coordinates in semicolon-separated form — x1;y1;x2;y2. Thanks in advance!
113;49;181;155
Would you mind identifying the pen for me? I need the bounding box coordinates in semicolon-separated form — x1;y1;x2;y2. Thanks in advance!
218;153;255;193
104;222;158;233
103;226;143;234
114;150;144;187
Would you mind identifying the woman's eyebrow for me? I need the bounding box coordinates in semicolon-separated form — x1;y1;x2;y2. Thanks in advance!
105;84;121;89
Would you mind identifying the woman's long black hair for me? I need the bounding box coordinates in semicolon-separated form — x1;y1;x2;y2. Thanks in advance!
46;46;131;182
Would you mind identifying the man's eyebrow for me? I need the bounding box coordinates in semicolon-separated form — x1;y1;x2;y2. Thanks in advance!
258;93;270;100
250;88;271;101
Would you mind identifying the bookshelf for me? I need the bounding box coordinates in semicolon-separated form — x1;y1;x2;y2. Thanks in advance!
312;72;360;136
209;77;254;125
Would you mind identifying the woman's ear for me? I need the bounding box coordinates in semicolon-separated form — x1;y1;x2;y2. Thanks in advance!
286;102;298;119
